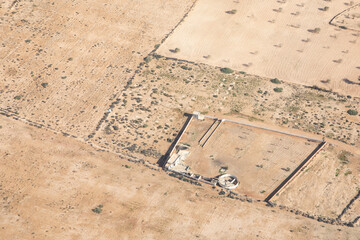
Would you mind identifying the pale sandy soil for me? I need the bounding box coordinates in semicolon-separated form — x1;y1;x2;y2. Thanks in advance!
331;2;360;31
273;144;360;220
1;115;360;239
158;0;360;96
0;0;194;137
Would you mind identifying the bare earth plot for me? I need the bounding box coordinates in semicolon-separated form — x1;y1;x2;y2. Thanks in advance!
3;116;360;239
273;144;360;221
0;0;194;137
158;0;360;96
178;117;320;200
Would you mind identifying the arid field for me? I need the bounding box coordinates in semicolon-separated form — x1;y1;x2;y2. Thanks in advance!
158;0;360;96
0;0;194;137
0;0;360;239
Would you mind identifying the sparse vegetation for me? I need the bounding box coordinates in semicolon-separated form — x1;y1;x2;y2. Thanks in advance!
273;87;283;93
14;95;22;100
41;82;48;88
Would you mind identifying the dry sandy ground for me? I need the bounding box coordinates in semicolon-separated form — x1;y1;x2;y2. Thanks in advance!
158;0;360;96
331;2;360;31
1;115;360;239
274;143;360;220
0;0;194;137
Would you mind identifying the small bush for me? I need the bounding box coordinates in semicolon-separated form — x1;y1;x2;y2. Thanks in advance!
347;109;358;115
41;82;48;88
92;204;103;214
270;78;281;84
226;9;237;14
144;56;152;63
14;95;22;100
273;87;283;93
220;67;234;74
338;151;350;164
154;44;160;49
219;189;226;195
174;48;180;53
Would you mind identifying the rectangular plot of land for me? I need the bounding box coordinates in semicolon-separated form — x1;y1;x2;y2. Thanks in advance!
158;0;360;97
180;118;320;199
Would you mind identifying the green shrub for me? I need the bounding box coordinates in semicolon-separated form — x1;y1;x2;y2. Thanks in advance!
14;95;22;100
144;56;152;63
220;67;234;74
174;48;180;53
41;82;48;88
226;9;237;14
270;78;281;84
347;109;358;115
92;204;103;214
273;87;283;93
219;189;226;195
